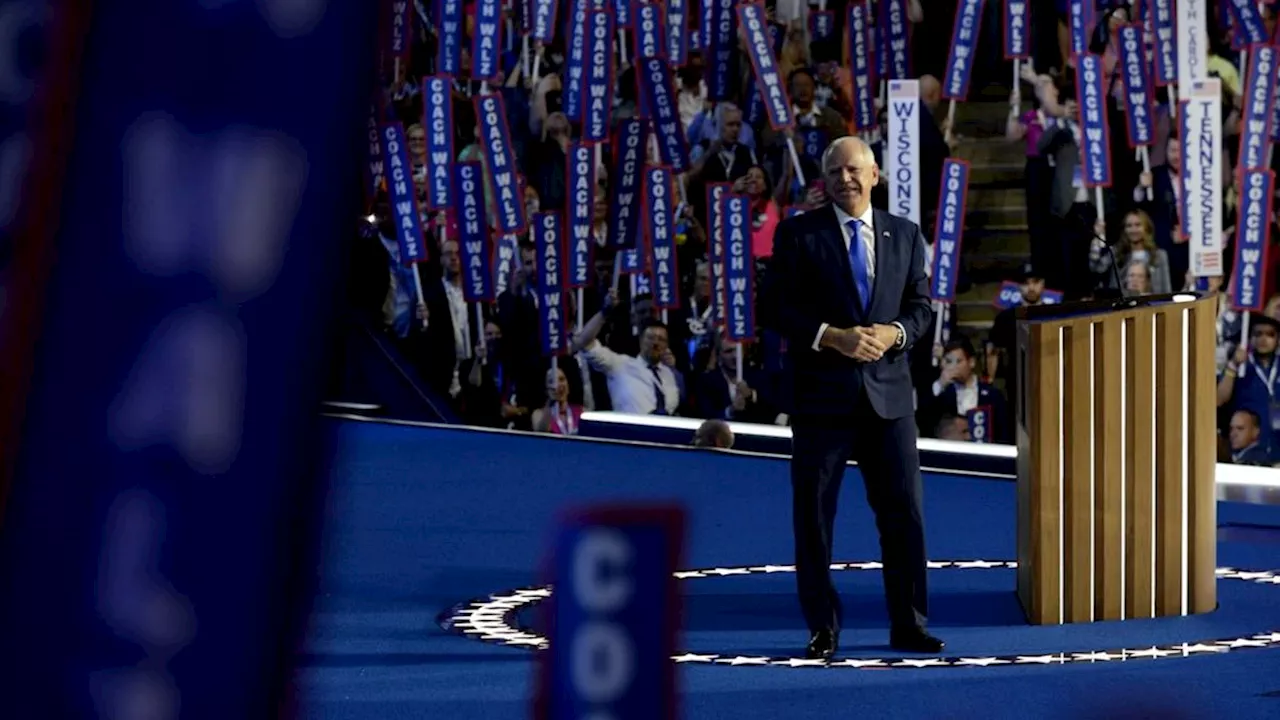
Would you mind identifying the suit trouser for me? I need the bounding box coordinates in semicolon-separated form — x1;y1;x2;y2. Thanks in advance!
790;393;929;635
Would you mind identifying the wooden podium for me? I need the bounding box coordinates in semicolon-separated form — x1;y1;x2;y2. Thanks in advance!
1014;293;1218;625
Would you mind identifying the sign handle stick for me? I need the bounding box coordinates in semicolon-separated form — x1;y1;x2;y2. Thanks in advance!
1267;144;1274;168
619;29;627;66
522;35;531;80
612;251;623;292
394;59;400;87
1140;146;1153;201
662;308;669;325
1168;84;1177;118
1012;59;1021;116
551;354;558;373
931;300;945;367
736;343;744;383
944;99;957;145
476;304;488;365
577;288;585;331
531;45;542;86
880;79;887;109
413;264;428;329
784;135;807;188
595;144;603;175
507;17;515;52
819;0;826;10
1238;49;1249;87
1241;311;1251;349
1094;186;1105;232
480;81;490;95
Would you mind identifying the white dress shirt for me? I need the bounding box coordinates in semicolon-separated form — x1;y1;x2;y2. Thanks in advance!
581;341;681;415
812;205;908;352
932;375;979;415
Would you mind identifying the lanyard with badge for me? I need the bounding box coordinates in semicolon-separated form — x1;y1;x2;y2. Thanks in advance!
1251;356;1280;430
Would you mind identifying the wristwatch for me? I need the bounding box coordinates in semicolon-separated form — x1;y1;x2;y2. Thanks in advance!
894;324;906;349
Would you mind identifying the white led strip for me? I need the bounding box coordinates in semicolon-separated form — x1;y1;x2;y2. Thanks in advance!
1150;317;1157;619
1089;322;1096;622
1058;326;1065;624
1181;308;1190;616
1119;320;1127;620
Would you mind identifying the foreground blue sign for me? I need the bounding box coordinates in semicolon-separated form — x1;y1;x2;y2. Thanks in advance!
537;506;685;720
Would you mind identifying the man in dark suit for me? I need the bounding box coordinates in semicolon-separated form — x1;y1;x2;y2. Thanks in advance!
761;137;941;659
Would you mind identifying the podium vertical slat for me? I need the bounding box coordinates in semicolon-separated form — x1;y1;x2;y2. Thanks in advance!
1062;322;1094;623
1187;301;1217;614
1154;309;1186;617
1124;313;1155;620
1020;323;1062;625
1093;317;1123;621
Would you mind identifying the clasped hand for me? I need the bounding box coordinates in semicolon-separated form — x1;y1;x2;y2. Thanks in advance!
823;325;898;362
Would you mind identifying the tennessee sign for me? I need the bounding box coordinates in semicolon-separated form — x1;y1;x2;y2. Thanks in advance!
1076;53;1112;187
647;168;679;309
533;506;685;720
475;93;527;234
1003;0;1030;59
930;159;969;302
566;142;594;289
943;0;985;100
1232;170;1273;312
421;76;454;210
720;194;755;342
379;122;427;264
737;3;793;131
1180;79;1224;277
455;162;494;302
1117;25;1152;148
533;211;567;356
848;1;876;131
472;0;503;83
1238;46;1277;173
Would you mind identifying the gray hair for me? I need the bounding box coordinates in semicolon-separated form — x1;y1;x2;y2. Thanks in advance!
820;136;876;174
714;102;743;126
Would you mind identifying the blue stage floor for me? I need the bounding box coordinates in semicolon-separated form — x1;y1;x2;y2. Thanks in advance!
296;419;1280;719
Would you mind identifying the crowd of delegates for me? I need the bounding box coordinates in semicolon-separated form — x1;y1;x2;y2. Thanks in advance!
346;0;1280;467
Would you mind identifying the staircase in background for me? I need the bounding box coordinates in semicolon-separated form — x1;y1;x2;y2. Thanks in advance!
947;95;1033;340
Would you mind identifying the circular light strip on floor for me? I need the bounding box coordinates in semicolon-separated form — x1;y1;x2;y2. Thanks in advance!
436;560;1280;669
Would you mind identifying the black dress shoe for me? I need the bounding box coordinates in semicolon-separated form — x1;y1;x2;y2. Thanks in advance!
806;629;839;660
889;628;944;654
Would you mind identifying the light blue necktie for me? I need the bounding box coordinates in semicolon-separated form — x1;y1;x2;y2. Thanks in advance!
846;219;872;313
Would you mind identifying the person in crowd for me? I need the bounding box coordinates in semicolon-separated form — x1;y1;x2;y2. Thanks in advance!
531;367;584;436
525;109;571;212
731;164;785;259
935;412;970;442
1006;74;1055;270
1228;409;1274;466
572;288;683;416
676;53;707;129
921;337;1010;443
1142;133;1191;286
1123;261;1153;297
494;241;545;425
1217;314;1280;457
693;419;734;449
987;263;1048;395
1089;210;1172;295
693;337;778;423
687;103;758;221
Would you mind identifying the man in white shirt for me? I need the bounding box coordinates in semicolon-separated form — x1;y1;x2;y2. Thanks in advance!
572;288;682;415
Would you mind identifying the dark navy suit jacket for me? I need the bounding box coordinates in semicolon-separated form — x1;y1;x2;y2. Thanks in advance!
761;204;933;419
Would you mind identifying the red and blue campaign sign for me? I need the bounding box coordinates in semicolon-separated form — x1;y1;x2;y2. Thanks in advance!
380;122;429;264
943;0;985;100
967;406;993;443
421;76;454;210
848;1;876;130
1239;46;1277;173
884;0;912;80
1233;170;1273;312
584;9;615;142
388;0;413;63
534;506;685;720
614;0;631;28
640;57;691;172
707;182;731;327
637;3;666;58
809;10;834;42
472;0;503;82
738;3;792;130
667;0;689;65
564;0;588;121
455;162;494;302
647;168;680;309
1076;53;1112;187
1068;0;1087;58
532;0;559;43
992;280;1063;308
1003;0;1030;59
365;102;385;205
704;0;737;101
620;246;643;274
475;93;527;234
930;159;969;302
721;194;755;341
1117;25;1153;148
534;212;568;355
566;143;594;289
437;0;464;75
609;119;647;250
1225;0;1267;46
1152;0;1175;86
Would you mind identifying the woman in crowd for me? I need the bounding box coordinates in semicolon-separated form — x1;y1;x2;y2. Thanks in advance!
531;367;584;436
1089;209;1172;295
732;164;785;260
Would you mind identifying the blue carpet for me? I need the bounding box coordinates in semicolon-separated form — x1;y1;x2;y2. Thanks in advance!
296;419;1280;719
